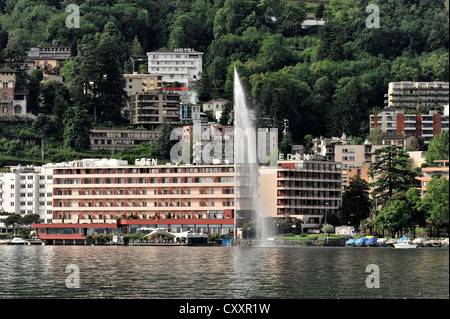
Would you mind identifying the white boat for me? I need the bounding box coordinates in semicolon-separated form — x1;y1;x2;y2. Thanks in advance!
394;242;418;249
7;237;28;245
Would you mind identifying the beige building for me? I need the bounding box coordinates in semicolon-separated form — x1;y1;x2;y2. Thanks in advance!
259;157;342;232
90;128;159;151
407;151;427;169
123;74;163;95
202;98;229;121
127;90;181;130
416;160;449;198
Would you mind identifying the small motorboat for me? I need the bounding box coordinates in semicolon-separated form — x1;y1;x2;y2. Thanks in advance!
441;238;449;247
394;242;418;249
7;237;28;245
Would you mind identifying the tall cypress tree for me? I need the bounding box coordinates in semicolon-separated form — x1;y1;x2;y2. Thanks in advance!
368;146;416;207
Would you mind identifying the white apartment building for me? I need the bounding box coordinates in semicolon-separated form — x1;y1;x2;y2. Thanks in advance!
147;48;203;85
385;81;449;109
0;165;55;230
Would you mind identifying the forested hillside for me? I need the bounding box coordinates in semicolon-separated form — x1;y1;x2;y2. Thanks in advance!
0;0;448;148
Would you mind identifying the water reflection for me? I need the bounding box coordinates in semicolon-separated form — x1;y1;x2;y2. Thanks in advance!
0;246;448;299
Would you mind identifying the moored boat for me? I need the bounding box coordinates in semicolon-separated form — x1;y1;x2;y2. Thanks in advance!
386;239;397;247
355;237;368;246
394;242;418;249
412;238;426;247
376;238;388;247
7;237;28;245
365;237;378;246
345;238;356;246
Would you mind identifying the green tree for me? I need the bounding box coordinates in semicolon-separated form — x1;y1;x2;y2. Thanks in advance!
375;200;414;238
22;213;40;226
369;146;417;207
341;175;371;227
4;213;22;236
425;130;449;165
421;176;449;237
157;117;176;159
327;76;369;137
63;106;92;151
405;187;427;237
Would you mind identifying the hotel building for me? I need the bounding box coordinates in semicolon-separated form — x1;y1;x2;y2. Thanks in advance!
30;158;235;242
147;48;203;86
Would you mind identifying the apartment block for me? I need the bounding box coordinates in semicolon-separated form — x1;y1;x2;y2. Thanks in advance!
0;165;54;231
123;73;163;95
90;128;159;151
260;156;342;232
370;108;449;142
384;81;449;109
334;142;383;189
127;90;181;130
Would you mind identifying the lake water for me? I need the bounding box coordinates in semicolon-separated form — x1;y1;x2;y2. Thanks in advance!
0;245;448;299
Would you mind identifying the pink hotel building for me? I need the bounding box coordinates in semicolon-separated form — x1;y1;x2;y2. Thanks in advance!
31;157;341;243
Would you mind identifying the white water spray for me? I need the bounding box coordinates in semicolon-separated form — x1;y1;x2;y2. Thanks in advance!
233;68;272;245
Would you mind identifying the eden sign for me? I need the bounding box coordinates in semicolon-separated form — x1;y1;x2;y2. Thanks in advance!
135;158;158;166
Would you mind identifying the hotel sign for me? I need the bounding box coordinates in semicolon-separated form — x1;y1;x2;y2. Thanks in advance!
173;48;196;53
135;158;158;166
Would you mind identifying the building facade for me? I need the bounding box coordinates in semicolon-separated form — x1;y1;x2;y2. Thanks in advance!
127;90;181;130
147;48;203;86
123;73;163;95
416;160;449;198
202;98;229;121
0;164;54;231
259;157;342;232
25;46;70;78
370;108;449;143
90;128;159;152
48;159;235;236
384;81;449;109
0;67;28;116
